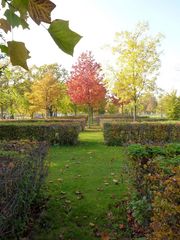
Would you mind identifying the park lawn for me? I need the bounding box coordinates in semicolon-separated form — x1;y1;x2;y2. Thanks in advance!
31;130;133;240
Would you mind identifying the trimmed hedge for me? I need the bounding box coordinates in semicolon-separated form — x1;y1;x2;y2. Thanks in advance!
0;140;49;237
97;115;168;127
127;143;180;239
0;118;86;131
0;123;80;145
104;122;180;145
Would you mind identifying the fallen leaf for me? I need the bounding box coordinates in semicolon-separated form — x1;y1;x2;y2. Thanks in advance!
119;223;125;229
113;179;119;184
104;182;109;186
101;232;110;240
89;222;95;227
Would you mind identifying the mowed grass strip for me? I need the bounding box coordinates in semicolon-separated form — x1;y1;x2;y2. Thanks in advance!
31;130;132;240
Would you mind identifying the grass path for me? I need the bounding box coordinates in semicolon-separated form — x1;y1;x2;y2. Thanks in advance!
31;130;132;240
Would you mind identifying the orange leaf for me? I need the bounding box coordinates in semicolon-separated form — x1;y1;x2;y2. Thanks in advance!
28;0;55;25
101;232;110;240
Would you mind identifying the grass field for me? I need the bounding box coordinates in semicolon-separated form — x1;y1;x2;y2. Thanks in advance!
30;130;133;240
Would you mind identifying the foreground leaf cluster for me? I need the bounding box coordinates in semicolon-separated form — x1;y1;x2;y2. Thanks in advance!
0;0;82;70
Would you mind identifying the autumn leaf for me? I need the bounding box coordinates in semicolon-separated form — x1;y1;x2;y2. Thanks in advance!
28;0;56;25
7;41;30;70
119;223;125;229
0;18;11;33
101;232;110;240
48;19;82;55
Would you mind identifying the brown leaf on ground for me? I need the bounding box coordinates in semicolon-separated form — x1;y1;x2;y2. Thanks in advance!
101;232;110;240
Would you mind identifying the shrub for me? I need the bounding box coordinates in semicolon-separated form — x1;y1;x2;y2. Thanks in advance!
0;140;49;238
0;123;80;145
0;118;86;131
127;143;180;239
150;166;180;240
104;122;180;145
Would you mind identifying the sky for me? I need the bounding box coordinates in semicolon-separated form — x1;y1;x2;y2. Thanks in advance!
7;0;180;94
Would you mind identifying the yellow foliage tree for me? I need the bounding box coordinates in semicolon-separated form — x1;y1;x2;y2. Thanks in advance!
111;22;163;121
28;73;62;118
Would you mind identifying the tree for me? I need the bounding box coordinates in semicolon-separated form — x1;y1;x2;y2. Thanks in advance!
0;62;31;118
0;0;81;70
27;72;63;117
111;22;162;121
139;93;158;115
67;51;106;127
30;63;69;82
157;90;180;120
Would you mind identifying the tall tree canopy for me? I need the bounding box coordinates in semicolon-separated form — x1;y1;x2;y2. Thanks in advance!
0;61;30;118
111;22;163;120
0;62;69;118
157;90;180;120
27;72;62;117
67;51;106;126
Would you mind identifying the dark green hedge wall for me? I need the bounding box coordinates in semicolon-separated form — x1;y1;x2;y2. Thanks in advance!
0;123;80;145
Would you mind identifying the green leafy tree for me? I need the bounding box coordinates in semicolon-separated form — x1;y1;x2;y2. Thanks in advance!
139;93;158;115
0;0;82;70
0;62;30;118
111;22;163;121
157;90;180;120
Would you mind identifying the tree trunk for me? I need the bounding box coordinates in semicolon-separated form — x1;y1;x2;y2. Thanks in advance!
1;105;3;119
133;101;137;121
91;107;93;124
88;104;91;128
121;103;124;116
48;106;53;118
45;108;48;119
74;104;77;116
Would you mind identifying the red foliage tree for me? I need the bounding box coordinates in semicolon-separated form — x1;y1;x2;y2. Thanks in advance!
109;95;130;115
67;51;106;126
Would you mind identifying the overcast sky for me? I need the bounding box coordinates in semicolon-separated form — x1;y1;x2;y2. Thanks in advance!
8;0;180;94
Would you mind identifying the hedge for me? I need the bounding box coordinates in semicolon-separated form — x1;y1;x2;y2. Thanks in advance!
104;122;180;145
0;140;49;238
0;118;86;131
97;115;168;127
0;123;80;145
126;143;180;239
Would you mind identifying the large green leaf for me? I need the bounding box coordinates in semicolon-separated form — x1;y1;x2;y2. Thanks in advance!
48;19;82;56
4;9;29;29
0;18;11;33
28;0;56;25
7;41;30;70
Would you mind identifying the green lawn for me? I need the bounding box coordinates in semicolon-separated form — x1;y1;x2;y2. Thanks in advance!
31;130;132;240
